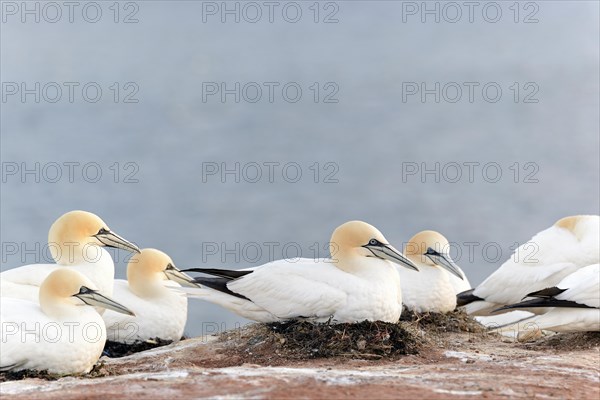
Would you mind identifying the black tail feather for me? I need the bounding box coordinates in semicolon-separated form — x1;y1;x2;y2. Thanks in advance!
192;277;251;301
493;298;594;313
456;288;483;307
183;268;253;280
524;286;567;299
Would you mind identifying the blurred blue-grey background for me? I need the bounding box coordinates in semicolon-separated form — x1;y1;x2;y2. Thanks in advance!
1;1;599;336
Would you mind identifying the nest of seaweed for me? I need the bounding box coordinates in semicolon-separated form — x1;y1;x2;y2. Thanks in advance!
400;308;486;334
0;369;61;383
220;319;426;362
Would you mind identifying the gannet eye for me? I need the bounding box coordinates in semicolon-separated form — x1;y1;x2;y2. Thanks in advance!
96;227;110;235
425;247;440;256
78;286;93;295
368;239;379;246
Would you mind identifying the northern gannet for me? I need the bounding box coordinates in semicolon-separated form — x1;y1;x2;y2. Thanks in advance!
102;248;198;344
1;210;140;303
458;215;599;316
0;269;134;375
400;230;467;313
494;264;599;333
181;221;419;323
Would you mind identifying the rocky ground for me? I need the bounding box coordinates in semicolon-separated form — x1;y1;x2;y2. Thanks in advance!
2;314;599;399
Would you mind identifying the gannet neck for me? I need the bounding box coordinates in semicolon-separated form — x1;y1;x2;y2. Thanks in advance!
332;245;365;273
127;248;174;298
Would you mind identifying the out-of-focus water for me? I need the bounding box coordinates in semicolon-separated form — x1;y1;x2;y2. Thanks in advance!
2;1;599;336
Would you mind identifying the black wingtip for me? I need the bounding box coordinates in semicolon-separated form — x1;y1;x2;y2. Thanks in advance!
493;298;594;313
182;268;254;280
492;298;551;313
523;286;567;300
456;289;483;307
193;277;251;301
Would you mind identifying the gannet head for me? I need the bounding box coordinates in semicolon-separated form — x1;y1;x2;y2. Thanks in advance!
555;216;582;232
48;210;140;265
555;215;599;241
39;269;135;318
404;230;464;279
330;221;419;271
127;248;197;297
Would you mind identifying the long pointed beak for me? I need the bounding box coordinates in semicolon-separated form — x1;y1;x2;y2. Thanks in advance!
426;252;464;280
74;287;135;316
365;244;419;271
164;264;202;288
94;230;141;254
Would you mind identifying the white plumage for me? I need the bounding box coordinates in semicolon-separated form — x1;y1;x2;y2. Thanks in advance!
1;211;140;304
181;221;420;323
0;269;134;374
549;264;600;309
399;231;469;313
103;249;192;344
461;215;599;315
493;264;599;334
1;249;116;302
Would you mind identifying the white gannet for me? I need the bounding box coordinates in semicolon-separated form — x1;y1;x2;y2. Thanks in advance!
400;230;467;313
0;269;134;375
1;210;140;303
492;264;600;334
180;221;419;323
102;248;197;344
458;215;599;316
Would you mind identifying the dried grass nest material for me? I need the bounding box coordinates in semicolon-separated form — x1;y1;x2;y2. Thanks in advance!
221;320;427;361
400;308;486;334
219;310;486;363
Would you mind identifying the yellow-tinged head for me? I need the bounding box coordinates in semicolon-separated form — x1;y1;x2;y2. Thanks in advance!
329;221;419;272
404;230;450;265
48;210;140;265
127;248;196;297
39;268;97;306
404;230;464;279
330;221;387;250
554;215;600;242
555;216;583;232
39;268;134;318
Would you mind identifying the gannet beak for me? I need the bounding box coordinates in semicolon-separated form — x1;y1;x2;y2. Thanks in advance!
93;228;141;254
164;263;202;288
364;242;419;271
73;286;135;316
424;248;464;280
